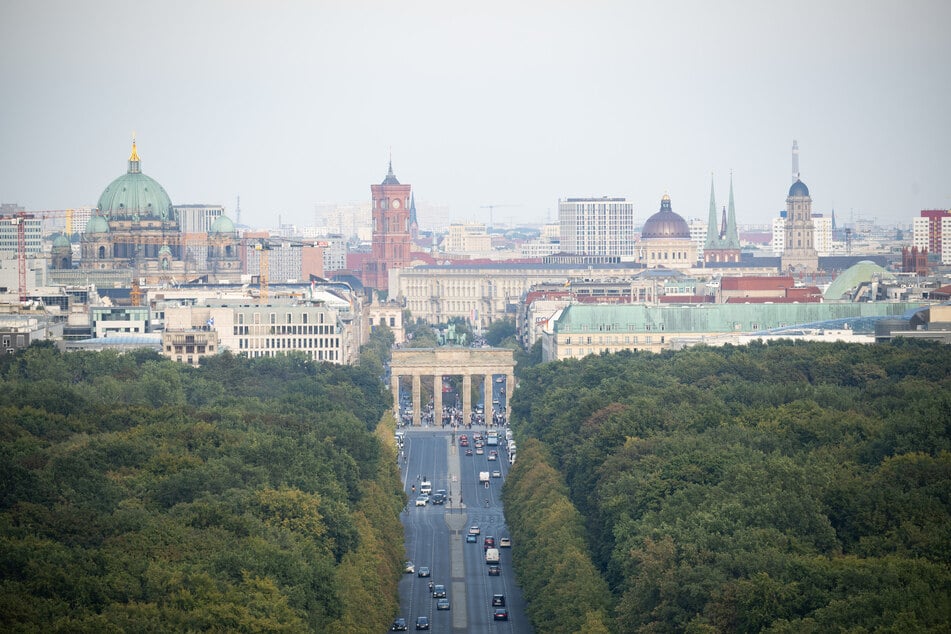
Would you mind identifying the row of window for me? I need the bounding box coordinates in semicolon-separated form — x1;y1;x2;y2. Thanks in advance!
237;312;327;325
232;324;335;335
236;337;339;350
564;334;662;345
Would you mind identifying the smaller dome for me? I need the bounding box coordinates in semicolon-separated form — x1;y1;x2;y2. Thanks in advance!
209;214;236;234
789;179;810;198
85;215;109;234
52;233;71;248
641;194;691;240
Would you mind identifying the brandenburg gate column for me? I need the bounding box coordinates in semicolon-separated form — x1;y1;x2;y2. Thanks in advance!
506;373;515;422
391;373;400;418
462;374;472;427
412;372;422;427
483;374;493;426
433;374;443;427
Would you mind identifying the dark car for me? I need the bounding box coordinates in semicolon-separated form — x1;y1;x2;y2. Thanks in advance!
436;598;450;610
432;584;447;598
465;533;477;543
417;566;430;578
488;564;501;576
483;536;496;550
415;615;430;630
494;607;509;621
492;593;506;607
391;617;408;631
465;448;473;456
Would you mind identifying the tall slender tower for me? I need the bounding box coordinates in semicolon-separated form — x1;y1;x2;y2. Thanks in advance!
364;160;411;293
781;176;819;273
791;140;799;183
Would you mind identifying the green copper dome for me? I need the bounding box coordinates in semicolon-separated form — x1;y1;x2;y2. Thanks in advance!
97;140;173;221
209;214;236;234
85;214;109;234
52;233;71;248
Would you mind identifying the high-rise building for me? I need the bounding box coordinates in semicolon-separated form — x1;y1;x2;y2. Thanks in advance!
363;161;411;293
914;209;950;258
558;197;635;257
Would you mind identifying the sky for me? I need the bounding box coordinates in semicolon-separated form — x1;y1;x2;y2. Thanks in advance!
2;0;949;231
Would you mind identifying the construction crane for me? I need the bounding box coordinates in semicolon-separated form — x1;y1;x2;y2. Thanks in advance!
1;209;74;301
479;204;521;228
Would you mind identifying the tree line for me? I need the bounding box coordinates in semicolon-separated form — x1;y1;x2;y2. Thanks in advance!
504;339;950;633
0;343;404;633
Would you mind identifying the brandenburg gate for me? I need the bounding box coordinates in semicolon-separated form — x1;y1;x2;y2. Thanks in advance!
391;347;515;426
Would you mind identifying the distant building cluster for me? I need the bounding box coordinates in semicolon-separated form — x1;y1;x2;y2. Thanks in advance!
1;138;949;364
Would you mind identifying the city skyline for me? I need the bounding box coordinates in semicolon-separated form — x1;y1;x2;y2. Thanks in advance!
1;1;949;230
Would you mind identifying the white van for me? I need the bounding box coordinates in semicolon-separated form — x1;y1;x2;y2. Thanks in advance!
420;480;432;496
485;548;500;564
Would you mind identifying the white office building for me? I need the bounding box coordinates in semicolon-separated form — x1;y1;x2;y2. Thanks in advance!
558;197;636;257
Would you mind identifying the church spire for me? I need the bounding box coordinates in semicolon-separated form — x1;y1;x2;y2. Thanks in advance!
705;174;720;249
724;171;740;249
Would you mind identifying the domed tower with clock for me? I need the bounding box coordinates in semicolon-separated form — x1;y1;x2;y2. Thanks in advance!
364;159;412;293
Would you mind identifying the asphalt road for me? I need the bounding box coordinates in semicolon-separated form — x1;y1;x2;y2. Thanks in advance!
396;428;532;633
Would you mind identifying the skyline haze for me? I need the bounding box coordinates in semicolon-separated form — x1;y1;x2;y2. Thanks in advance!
2;0;949;231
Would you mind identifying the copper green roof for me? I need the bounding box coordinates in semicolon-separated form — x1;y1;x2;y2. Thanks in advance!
97;140;173;221
553;301;925;335
210;214;236;234
85;214;109;234
823;261;893;300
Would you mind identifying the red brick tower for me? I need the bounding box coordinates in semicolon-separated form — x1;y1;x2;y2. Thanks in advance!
364;160;411;293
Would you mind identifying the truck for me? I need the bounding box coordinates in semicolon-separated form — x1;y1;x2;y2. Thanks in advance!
486;430;499;446
485;548;500;564
420;479;432;496
479;471;490;486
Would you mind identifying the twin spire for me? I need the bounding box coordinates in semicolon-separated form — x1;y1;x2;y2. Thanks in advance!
704;173;739;249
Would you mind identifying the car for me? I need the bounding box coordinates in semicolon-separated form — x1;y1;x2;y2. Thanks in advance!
499;537;511;548
436;598;451;610
415;495;429;507
493;607;509;621
495;376;504;383
403;561;415;574
476;447;484;455
417;566;430;578
431;490;446;505
415;615;430;630
465;533;477;543
492;593;506;607
432;584;446;598
465;448;473;456
483;536;496;550
488;451;498;461
488;564;501;576
391;617;408;631
491;470;502;478
468;525;480;535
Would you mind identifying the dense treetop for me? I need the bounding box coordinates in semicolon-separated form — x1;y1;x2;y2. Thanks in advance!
0;345;403;633
505;339;950;633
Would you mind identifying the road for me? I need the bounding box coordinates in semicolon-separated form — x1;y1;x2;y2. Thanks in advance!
396;427;532;633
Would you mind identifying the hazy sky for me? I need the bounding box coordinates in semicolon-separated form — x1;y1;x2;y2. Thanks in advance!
2;0;949;230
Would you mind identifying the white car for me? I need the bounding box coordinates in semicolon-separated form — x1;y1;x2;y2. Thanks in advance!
491;470;501;478
415;495;429;507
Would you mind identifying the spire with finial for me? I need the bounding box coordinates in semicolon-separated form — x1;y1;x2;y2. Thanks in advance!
382;153;400;185
128;134;141;174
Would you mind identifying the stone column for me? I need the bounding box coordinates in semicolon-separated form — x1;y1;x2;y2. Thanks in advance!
412;373;422;427
483;374;493;426
462;374;471;427
391;373;400;418
506;373;515;422
433;374;443;427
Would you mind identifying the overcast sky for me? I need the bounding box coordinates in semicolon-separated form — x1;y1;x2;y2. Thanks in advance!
2;0;949;230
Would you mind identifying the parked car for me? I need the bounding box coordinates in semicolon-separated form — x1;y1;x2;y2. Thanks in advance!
403;561;415;574
391;617;408;631
492;594;506;607
499;537;512;548
436;598;450;610
493;607;509;620
415;615;430;630
417;566;430;578
432;584;446;598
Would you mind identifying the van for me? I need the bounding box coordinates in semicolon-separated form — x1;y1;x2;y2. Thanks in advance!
485;548;500;564
420;481;432;496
